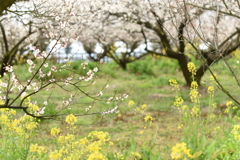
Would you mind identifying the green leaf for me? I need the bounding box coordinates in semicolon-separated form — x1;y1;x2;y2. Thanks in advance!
191;150;203;159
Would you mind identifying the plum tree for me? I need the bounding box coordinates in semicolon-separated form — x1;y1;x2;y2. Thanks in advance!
83;0;240;86
0;0;127;119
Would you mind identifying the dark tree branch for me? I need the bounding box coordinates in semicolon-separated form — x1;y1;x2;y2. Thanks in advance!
178;20;187;53
0;0;17;15
222;0;232;15
138;20;178;58
0;22;9;53
222;56;240;88
202;58;240;106
0;105;27;109
186;36;240;105
237;0;240;9
9;36;61;106
188;3;240;19
141;24;170;58
219;28;240;49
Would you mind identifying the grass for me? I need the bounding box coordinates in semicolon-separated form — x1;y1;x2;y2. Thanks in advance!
1;56;240;159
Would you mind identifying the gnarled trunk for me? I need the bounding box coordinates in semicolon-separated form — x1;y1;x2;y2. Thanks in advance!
176;54;192;86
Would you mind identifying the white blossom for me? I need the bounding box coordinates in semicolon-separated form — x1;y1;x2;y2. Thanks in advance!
44;63;49;68
51;66;57;72
49;79;56;82
123;94;128;99
93;67;98;72
36;107;46;115
18;85;23;91
96;91;103;96
34;86;39;92
44;101;48;105
47;71;51;76
27;59;34;65
63;100;69;106
5;65;13;72
0;82;7;87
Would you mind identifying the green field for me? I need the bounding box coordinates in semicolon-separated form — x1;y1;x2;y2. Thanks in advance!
1;56;240;160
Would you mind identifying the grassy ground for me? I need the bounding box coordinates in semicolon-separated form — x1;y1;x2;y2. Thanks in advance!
5;56;240;159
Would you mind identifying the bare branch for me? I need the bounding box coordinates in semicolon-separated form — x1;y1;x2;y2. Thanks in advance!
0;0;17;15
188;3;240;19
219;29;240;49
178;20;187;53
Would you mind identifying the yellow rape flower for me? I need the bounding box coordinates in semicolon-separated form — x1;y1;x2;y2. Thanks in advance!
9;109;16;115
135;104;148;113
131;152;141;159
187;62;196;75
88;152;106;160
30;144;45;155
65;114;77;125
50;127;61;136
190;89;199;103
0;99;4;105
30;144;38;152
87;142;101;152
128;100;135;107
144;113;154;125
114;153;124;160
19;115;38;131
189;81;199;104
58;134;75;144
226;101;234;107
225;101;234;113
207;86;214;94
210;74;217;82
171;142;192;159
190;81;198;90
49;150;62;160
214;126;220;131
231;125;240;141
88;131;110;142
178;124;184;129
141;104;147;110
28;104;39;112
169;79;180;91
191;106;200;117
174;96;184;107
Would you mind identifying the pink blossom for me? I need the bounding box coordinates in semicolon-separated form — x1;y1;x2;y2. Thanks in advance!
1;82;8;88
123;94;128;99
51;66;57;72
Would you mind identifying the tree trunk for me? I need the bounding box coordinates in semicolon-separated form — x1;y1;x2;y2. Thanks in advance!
0;0;17;15
119;61;127;70
177;55;209;86
0;54;10;76
195;64;208;85
176;54;192;86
